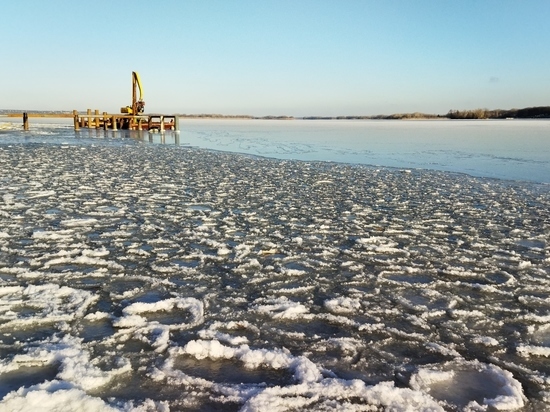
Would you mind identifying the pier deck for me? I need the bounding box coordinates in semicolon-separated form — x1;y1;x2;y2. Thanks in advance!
73;110;179;132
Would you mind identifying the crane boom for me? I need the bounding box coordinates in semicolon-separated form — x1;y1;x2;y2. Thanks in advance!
133;71;144;102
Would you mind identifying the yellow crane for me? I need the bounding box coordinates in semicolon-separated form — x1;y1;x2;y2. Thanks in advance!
121;71;145;115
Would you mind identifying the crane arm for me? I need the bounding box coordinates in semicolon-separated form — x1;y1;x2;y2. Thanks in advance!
122;71;145;114
132;71;144;101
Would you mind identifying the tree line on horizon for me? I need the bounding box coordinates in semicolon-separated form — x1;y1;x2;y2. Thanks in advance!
304;106;550;120
3;106;550;120
445;106;550;119
177;113;295;120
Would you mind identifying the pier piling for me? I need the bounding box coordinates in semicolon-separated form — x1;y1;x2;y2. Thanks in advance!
73;110;80;131
23;112;29;130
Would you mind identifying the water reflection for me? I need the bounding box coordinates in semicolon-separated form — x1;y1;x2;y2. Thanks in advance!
74;128;184;146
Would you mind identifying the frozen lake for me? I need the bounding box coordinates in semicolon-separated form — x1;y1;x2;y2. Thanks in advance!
0;120;549;410
1;117;550;183
178;119;550;183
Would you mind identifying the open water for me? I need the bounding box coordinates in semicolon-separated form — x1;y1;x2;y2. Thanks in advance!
0;118;549;411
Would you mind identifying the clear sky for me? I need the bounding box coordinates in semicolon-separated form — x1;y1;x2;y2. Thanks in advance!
2;0;550;117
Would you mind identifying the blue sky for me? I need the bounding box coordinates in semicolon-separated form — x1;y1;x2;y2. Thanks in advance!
2;0;550;116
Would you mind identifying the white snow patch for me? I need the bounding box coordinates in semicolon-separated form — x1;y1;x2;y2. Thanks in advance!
252;297;309;320
0;335;131;391
0;381;117;412
410;360;525;410
324;296;362;314
60;218;99;227
516;345;550;357
241;379;444;412
180;339;322;384
472;336;500;347
112;297;205;352
0;284;97;329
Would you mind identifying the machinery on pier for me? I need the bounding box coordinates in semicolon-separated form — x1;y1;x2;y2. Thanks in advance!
71;70;179;132
121;71;145;115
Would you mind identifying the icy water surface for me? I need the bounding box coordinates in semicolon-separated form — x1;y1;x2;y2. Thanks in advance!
0;123;549;411
178;119;550;183
2;117;550;182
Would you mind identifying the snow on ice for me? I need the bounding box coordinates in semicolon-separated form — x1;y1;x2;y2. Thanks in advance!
0;141;549;411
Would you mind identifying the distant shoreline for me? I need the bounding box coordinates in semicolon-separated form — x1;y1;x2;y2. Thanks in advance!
2;105;550;120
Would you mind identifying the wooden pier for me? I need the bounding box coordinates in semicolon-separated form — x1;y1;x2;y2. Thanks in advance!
17;110;180;133
73;110;179;132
